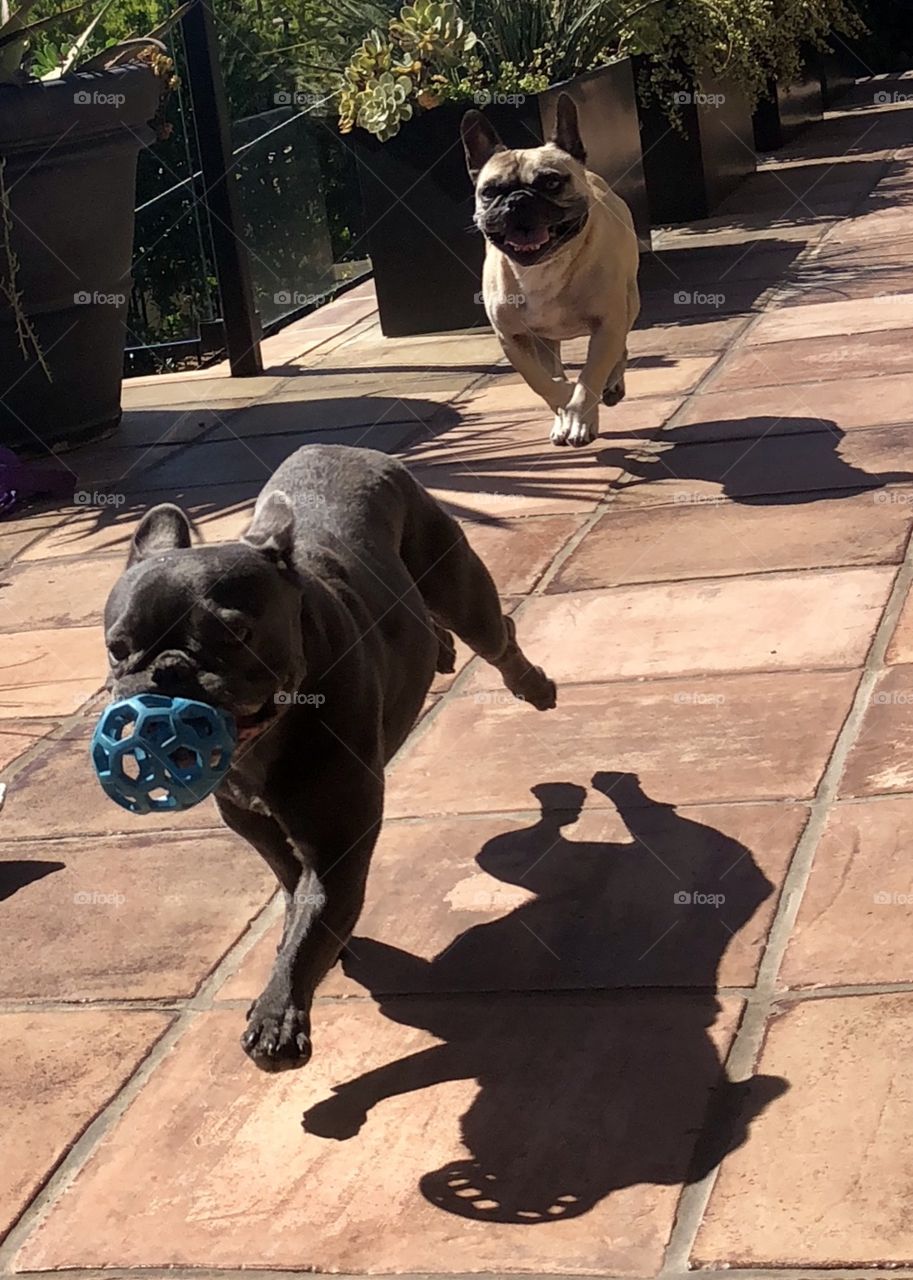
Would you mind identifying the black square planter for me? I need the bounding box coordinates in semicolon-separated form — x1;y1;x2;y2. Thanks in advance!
354;58;648;338
634;61;757;225
753;70;824;151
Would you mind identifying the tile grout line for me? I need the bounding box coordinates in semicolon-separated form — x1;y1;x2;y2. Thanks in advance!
661;112;913;1272
661;504;913;1272
0;896;287;1272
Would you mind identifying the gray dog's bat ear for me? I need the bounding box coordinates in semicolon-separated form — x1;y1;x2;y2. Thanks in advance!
128;503;193;567
461;109;506;181
242;490;295;567
551;93;586;165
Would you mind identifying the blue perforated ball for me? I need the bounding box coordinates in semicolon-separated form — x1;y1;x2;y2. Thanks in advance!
91;694;237;814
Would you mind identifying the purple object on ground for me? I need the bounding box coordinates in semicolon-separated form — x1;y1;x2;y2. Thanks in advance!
0;446;72;518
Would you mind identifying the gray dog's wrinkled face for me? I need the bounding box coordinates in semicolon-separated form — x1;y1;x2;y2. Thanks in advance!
104;495;305;737
462;97;591;267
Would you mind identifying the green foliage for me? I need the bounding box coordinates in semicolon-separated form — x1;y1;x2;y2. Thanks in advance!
622;0;866;115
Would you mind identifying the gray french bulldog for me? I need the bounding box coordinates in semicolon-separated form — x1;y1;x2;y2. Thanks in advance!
103;444;557;1070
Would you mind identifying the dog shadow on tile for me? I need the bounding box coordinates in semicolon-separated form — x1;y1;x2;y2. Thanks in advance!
303;771;788;1223
596;419;913;504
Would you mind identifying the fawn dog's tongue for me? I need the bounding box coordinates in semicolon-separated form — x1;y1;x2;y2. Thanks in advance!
507;227;550;252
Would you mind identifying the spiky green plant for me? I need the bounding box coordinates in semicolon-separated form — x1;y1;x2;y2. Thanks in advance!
0;0;193;85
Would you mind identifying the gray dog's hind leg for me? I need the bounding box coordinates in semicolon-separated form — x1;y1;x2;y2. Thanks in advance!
399;480;557;711
433;619;457;674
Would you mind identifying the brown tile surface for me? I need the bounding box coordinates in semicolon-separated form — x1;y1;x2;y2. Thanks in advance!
0;832;273;1000
451;380;681;431
673;371;913;438
747;293;913;344
840;666;913;797
472;568;891;686
461;514;581;595
0;1010;170;1244
0;557;122;630
550;492;912;589
219;803;805;1002
712;328;913;392
0;724;221;838
19;485;258;561
611;424;913;507
410;452;626;519
694;995;913;1266
887;586;913;663
0;626;105;718
386;671;859;818
0;720;57;772
781;797;913;988
15;998;741;1275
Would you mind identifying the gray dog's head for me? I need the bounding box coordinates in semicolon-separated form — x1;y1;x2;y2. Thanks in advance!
104;492;305;739
461;93;591;267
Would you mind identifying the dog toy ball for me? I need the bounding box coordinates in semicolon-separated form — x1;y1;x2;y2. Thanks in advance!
91;694;236;814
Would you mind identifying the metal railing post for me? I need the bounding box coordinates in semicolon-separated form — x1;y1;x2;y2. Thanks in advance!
181;0;263;375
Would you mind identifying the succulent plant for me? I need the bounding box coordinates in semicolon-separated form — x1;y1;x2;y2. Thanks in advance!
355;70;414;140
390;0;477;67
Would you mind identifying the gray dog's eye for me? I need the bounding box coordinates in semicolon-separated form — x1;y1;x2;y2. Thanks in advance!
107;641;129;665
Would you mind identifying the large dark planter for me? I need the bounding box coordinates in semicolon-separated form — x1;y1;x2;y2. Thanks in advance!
0;64;161;451
354;58;648;338
634;61;756;225
752;70;824;151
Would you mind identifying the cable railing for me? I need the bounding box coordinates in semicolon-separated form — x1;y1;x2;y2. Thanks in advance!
125;61;369;376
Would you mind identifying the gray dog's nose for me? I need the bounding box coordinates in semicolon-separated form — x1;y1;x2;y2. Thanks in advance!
150;651;195;694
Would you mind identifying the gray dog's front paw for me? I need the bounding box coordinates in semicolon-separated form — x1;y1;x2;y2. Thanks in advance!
515;665;557;712
242;998;312;1071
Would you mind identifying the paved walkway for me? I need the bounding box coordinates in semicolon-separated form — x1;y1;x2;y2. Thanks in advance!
2;73;913;1278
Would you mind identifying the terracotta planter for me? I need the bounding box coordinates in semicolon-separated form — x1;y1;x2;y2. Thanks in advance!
354;58;648;338
0;63;161;451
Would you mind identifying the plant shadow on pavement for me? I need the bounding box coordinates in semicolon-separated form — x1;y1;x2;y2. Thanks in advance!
303;771;788;1224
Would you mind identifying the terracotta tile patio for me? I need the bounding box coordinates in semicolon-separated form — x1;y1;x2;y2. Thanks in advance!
3;73;913;1279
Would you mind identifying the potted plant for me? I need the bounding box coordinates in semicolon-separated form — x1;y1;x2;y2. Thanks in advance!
0;0;189;452
752;2;865;149
627;0;863;222
331;0;649;337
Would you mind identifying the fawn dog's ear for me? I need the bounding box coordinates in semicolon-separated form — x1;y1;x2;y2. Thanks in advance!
461;109;507;182
550;93;586;165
